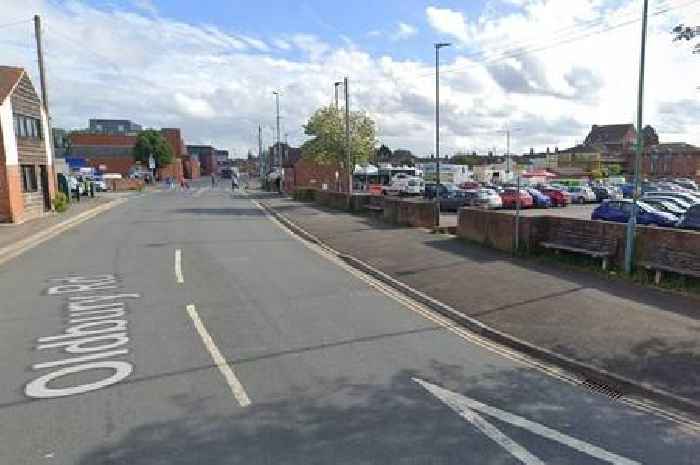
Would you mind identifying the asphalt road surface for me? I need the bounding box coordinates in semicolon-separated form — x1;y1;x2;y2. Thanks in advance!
0;180;697;464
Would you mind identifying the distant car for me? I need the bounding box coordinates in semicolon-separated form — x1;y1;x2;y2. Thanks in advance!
671;179;698;191
477;188;503;209
678;205;700;230
539;187;571;207
642;195;692;212
500;189;534;209
459;181;481;190
525;188;551;208
591;185;621;202
566;185;597;203
641;198;687;216
643;191;700;205
591;200;679;227
620;184;635;198
383;175;424;196
439;188;472;212
93;178;107;192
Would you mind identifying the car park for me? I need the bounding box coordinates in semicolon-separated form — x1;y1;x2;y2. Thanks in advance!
678;204;700;230
591;200;679;227
642;195;693;212
525;188;551;208
500;188;534;209
643;191;700;205
438;187;473;212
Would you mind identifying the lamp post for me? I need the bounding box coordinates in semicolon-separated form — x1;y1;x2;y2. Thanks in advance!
624;0;649;275
273;91;281;171
435;42;451;227
334;81;342;110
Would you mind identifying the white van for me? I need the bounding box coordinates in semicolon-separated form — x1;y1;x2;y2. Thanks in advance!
382;174;425;196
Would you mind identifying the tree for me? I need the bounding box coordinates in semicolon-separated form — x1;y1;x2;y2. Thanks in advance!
608;164;623;176
301;106;377;166
133;130;174;168
642;125;659;147
376;144;392;162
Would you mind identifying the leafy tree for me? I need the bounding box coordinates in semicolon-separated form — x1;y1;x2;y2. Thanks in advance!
608;164;623;176
301;106;377;166
590;168;605;179
376;144;392;162
133;130;174;168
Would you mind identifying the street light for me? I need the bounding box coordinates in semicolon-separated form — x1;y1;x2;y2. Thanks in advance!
272;91;281;175
435;42;451;227
624;0;649;275
334;81;342;110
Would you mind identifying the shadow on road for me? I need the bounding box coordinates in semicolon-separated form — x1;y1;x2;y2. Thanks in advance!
75;362;696;465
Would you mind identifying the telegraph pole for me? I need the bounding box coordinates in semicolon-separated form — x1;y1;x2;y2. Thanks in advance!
506;128;511;175
624;0;649;275
34;15;50;117
334;82;342;110
258;124;263;177
344;77;352;195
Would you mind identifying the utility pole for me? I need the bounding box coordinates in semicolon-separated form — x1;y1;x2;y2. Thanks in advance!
344;77;352;195
34;14;53;170
505;128;511;175
273;91;281;170
284;133;288;163
624;0;649;275
334;81;342;110
258;124;263;177
435;42;451;227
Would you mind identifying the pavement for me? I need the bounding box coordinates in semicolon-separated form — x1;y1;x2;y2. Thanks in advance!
0;180;698;464
262;195;700;413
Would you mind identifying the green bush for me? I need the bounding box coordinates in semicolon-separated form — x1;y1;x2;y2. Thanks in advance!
53;192;69;213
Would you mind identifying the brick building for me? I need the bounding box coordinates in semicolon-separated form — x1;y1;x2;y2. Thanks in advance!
69;126;199;179
187;145;216;175
283;157;349;193
645;143;700;180
0;66;56;223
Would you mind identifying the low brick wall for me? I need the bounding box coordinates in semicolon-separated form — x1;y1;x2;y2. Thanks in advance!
108;179;144;192
316;190;350;210
383;197;438;228
292;187;318;202
457;208;700;273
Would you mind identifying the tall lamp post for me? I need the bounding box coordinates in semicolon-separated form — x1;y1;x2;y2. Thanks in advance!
272;91;281;171
334;81;342;110
435;42;451;226
624;0;649;275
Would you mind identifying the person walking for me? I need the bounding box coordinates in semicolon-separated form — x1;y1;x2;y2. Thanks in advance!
211;174;216;187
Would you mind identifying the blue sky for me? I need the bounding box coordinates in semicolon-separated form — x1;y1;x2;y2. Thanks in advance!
3;0;699;156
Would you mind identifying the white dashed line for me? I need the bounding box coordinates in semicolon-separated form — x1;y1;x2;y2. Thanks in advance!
175;249;184;284
186;304;251;407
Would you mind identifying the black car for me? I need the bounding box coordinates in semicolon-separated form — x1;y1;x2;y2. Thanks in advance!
678;205;700;230
592;186;613;202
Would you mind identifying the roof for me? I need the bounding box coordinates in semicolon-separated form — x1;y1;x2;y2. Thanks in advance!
649;142;700;153
584;124;635;145
0;66;25;104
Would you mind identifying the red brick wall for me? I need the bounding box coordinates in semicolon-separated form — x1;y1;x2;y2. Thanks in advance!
86;156;134;176
161;128;186;157
157;159;183;180
70;133;137;146
285;158;349;193
643;152;700;180
4;165;24;223
183;158;200;179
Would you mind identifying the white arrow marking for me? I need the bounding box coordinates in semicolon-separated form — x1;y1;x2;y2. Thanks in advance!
413;378;641;465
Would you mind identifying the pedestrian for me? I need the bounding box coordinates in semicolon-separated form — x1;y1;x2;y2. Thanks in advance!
231;178;238;191
211;174;216;187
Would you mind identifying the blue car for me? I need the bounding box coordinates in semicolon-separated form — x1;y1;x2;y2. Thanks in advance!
525;188;552;208
591;200;679;227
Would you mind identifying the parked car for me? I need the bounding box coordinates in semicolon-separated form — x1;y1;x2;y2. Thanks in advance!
678;204;700;230
383;175;424;196
640;198;687;216
438;188;472;212
643;191;700;205
477;188;503;209
591;200;679;227
525;188;551;208
565;185;597;204
671;178;698;191
538;186;571;207
642;195;692;212
591;185;622;202
424;183;448;199
500;188;534;209
620;183;635;198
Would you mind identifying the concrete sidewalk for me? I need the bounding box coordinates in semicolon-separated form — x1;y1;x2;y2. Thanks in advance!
262;195;700;413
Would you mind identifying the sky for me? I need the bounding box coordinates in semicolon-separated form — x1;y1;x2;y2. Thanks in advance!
1;0;699;158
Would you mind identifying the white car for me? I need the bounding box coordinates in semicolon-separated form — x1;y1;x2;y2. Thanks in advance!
382;175;424;196
566;185;597;203
478;188;503;209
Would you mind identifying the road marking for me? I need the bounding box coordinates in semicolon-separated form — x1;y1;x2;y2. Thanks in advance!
415;378;641;465
175;249;184;283
185;304;251;407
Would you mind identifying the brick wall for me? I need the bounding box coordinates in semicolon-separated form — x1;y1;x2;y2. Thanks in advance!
157;159;183;180
108;178;144;192
285;158;349;193
70;133;138;146
383;197;438;228
86;156;134;176
4;165;24;223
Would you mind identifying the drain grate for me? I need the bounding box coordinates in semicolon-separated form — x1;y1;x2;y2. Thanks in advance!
581;379;623;400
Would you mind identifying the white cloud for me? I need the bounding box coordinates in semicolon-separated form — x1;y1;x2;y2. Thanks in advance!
272;38;292;50
238;35;269;52
130;0;158;16
392;22;418;41
0;0;697;157
426;6;470;43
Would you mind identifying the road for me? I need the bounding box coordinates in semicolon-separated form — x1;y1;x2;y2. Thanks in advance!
0;179;697;464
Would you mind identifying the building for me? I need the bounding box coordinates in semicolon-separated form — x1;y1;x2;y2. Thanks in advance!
0;66;55;223
645;143;700;180
187;145;216;175
88;119;142;135
583;124;637;152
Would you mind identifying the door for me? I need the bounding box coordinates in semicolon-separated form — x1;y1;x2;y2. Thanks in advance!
39;165;51;211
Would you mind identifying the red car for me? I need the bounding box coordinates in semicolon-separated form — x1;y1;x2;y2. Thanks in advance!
539;187;571;207
499;189;534;209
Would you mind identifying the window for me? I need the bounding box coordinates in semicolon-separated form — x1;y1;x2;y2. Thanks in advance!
12;114;43;140
20;165;38;192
